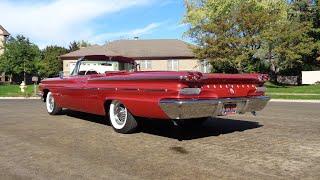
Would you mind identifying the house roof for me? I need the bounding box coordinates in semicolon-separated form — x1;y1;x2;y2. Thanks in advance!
106;39;195;60
60;45;120;60
0;25;10;36
60;39;195;60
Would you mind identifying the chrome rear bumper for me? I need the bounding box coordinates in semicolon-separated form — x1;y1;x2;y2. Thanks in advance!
159;96;270;119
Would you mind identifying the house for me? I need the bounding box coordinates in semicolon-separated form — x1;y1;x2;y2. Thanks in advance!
0;25;10;82
0;25;10;55
60;39;211;75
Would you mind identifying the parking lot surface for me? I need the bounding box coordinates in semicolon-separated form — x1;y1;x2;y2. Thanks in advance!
0;100;319;179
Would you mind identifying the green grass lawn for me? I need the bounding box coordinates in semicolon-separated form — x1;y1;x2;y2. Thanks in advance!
265;82;320;100
0;84;38;97
267;95;320;100
265;82;320;94
0;83;319;99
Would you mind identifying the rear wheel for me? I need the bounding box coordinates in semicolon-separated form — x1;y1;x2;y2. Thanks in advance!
109;100;138;134
46;92;62;115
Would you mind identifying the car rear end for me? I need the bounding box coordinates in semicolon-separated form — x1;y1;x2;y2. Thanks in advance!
159;72;270;119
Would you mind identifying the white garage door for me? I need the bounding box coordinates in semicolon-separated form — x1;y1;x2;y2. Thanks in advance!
302;71;320;84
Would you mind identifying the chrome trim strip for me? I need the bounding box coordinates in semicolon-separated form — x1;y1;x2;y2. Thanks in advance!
141;89;167;92
159;96;270;119
83;87;100;90
99;88;117;91
89;76;182;81
120;88;140;91
59;87;167;92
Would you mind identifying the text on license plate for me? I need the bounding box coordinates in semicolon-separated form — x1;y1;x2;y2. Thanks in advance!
223;103;237;115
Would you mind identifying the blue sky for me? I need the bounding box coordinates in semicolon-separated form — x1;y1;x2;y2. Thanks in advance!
0;0;189;48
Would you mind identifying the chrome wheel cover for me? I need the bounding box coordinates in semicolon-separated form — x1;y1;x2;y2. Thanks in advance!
46;92;54;113
110;101;128;129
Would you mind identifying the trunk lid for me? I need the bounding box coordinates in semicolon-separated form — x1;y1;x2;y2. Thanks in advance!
89;71;266;98
178;72;266;98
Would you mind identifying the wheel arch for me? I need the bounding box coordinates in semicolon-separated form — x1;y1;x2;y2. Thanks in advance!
42;89;50;102
103;98;139;117
104;99;113;116
103;96;167;119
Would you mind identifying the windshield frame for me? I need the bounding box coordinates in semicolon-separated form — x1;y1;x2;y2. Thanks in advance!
70;57;136;76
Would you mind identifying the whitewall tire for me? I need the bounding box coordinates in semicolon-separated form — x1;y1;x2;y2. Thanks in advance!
46;92;62;115
109;100;138;134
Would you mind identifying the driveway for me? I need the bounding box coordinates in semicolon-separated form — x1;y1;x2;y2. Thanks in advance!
0;100;319;179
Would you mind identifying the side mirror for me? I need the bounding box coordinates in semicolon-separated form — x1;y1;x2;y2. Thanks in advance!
59;71;64;79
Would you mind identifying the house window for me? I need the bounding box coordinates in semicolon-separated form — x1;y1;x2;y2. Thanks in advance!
139;60;152;69
200;60;211;73
167;60;179;71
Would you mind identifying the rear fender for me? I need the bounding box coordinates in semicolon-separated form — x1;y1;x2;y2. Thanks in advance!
104;96;168;119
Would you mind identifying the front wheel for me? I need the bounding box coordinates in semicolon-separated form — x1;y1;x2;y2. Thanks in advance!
109;100;138;134
46;92;62;115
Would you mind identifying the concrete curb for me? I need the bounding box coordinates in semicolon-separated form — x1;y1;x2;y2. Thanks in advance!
0;97;41;100
270;99;320;103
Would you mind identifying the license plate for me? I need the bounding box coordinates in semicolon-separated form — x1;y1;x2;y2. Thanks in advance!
223;103;237;115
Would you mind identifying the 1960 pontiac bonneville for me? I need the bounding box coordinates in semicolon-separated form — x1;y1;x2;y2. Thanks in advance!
39;55;270;133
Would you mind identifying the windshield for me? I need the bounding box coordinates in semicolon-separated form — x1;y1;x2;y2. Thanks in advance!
71;60;135;76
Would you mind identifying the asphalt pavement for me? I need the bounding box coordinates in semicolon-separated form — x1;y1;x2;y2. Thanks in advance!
0;100;319;179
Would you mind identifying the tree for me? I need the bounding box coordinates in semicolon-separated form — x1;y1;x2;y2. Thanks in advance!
68;40;91;52
259;19;316;79
184;0;288;73
289;0;320;71
0;35;40;83
77;40;91;48
313;0;320;42
68;41;80;52
184;0;319;81
37;46;68;78
257;0;320;81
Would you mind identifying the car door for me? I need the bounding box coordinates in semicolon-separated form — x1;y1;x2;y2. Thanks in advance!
80;74;105;115
60;75;88;112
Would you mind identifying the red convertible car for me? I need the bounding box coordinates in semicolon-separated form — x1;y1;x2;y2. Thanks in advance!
39;56;270;133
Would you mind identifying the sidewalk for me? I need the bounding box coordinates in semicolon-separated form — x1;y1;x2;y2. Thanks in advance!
270;99;320;103
0;97;41;100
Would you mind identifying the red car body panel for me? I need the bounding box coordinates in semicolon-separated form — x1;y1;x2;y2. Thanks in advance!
39;70;268;119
